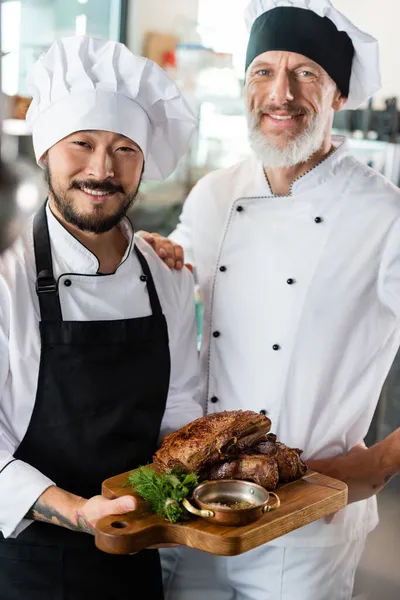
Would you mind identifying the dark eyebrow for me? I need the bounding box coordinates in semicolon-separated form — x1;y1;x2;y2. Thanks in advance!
114;134;141;148
79;130;141;150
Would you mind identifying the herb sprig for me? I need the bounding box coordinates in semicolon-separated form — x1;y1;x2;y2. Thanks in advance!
126;466;199;523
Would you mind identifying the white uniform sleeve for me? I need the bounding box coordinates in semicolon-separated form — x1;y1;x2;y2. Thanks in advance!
159;267;203;441
379;217;400;318
0;281;55;539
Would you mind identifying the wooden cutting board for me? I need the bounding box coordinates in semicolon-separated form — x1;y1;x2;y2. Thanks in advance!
95;467;348;556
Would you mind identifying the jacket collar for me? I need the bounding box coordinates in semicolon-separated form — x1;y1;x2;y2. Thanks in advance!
45;202;134;275
250;135;352;198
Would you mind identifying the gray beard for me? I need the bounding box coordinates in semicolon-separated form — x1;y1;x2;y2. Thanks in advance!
246;109;327;169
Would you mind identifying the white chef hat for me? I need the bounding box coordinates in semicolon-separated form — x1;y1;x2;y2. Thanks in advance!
244;0;381;110
25;36;197;180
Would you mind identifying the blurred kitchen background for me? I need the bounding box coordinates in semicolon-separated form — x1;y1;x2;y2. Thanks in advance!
0;1;399;598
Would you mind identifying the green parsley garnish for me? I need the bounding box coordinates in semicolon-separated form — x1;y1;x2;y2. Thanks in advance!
126;466;199;523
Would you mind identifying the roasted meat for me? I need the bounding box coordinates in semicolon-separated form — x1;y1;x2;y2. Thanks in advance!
153;410;307;490
245;438;278;457
154;410;271;474
273;442;307;482
206;455;279;490
245;435;307;482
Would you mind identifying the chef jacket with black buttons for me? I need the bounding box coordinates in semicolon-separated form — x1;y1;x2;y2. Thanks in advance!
0;204;202;539
170;136;400;547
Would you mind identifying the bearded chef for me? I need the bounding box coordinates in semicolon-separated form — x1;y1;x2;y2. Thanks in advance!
0;36;203;600
138;1;400;599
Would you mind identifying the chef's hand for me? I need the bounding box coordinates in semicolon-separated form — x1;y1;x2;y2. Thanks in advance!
75;494;137;535
26;486;138;536
137;231;192;272
76;495;179;553
307;430;400;506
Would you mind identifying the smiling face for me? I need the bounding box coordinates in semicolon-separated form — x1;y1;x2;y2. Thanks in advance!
244;51;347;168
44;130;144;234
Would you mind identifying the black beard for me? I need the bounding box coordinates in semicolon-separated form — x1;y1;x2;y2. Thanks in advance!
45;165;140;234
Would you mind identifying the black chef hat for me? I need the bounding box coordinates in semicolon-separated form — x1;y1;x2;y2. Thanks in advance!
245;7;355;97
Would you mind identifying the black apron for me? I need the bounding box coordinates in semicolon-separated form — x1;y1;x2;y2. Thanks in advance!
0;204;170;599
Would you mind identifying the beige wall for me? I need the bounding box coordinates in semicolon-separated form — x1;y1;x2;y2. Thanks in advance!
125;0;199;55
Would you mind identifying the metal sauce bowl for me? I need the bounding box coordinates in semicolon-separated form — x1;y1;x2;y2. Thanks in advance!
182;479;280;526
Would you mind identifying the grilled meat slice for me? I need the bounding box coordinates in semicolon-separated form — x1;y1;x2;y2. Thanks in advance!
206;455;279;490
246;440;278;457
244;433;279;457
236;430;272;451
274;442;308;482
245;434;307;482
154;410;271;474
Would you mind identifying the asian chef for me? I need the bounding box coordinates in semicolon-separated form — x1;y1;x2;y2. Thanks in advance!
0;36;202;600
143;1;400;599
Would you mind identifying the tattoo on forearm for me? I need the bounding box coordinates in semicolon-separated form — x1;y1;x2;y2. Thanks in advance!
26;499;94;535
75;513;95;535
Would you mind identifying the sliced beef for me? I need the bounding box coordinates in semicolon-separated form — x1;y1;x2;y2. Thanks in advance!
274;443;308;482
206;455;279;490
245;440;277;457
244;434;307;482
236;430;272;451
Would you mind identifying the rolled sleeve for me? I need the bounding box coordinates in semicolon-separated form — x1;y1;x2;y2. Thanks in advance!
0;275;55;538
0;456;55;538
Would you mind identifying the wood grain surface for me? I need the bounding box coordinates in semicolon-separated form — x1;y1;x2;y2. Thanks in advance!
95;468;348;556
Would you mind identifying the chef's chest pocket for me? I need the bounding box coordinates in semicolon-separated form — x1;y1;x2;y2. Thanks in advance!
0;542;63;600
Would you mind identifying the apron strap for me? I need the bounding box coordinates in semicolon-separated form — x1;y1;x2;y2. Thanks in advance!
33;202;62;322
134;246;163;317
33;205;163;320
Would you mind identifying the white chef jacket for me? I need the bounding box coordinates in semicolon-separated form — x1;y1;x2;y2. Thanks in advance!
170;135;400;547
0;204;202;539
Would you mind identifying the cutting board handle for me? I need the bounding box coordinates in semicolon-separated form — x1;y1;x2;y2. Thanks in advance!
94;509;182;555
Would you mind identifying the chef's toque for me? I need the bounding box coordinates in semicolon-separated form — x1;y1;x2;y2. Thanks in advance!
26;36;197;180
244;0;381;109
